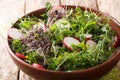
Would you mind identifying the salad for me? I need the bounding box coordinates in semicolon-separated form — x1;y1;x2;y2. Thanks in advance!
8;2;119;71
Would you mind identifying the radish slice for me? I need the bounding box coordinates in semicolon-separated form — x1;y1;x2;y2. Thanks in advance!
33;22;46;32
49;5;64;14
63;37;80;50
85;34;93;41
8;28;23;39
86;40;97;50
113;36;120;48
32;63;45;70
16;53;26;60
48;5;66;18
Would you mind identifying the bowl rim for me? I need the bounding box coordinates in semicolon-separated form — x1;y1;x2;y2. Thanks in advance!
6;5;120;74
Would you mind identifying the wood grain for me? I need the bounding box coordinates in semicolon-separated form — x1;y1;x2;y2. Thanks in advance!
0;0;25;39
0;34;19;80
97;0;120;21
25;0;59;14
19;70;34;80
61;0;98;9
0;0;25;80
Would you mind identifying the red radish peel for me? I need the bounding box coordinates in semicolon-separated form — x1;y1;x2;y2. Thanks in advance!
113;36;120;48
16;53;26;60
32;63;45;70
63;37;80;50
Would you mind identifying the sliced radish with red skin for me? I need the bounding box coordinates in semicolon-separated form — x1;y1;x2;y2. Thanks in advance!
113;36;120;48
85;34;93;41
63;37;80;50
49;5;66;18
86;40;97;50
15;53;26;60
32;63;45;70
8;28;23;39
50;5;64;14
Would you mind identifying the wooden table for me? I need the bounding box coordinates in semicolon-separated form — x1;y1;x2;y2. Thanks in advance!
0;0;120;80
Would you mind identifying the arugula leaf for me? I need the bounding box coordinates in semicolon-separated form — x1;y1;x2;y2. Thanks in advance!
11;39;23;53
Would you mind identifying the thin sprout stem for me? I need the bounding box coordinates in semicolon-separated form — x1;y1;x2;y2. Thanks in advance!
55;58;67;70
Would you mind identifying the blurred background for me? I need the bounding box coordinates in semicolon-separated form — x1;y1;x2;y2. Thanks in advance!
0;0;120;80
